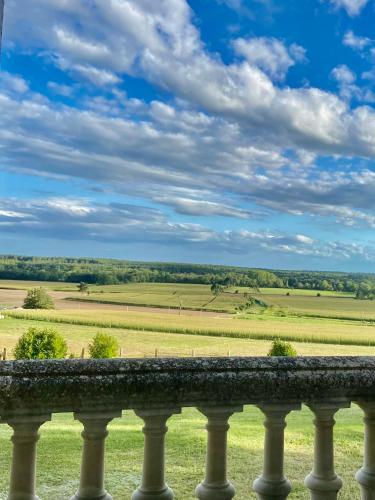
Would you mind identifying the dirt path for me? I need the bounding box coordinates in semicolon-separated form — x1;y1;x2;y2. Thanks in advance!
0;289;230;317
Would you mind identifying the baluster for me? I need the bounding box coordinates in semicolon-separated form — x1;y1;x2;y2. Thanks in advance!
70;411;121;500
132;408;180;500
6;414;51;500
195;406;243;500
253;403;300;500
356;401;375;499
305;400;350;500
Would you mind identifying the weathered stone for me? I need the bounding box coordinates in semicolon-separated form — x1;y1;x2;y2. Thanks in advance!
1;357;375;417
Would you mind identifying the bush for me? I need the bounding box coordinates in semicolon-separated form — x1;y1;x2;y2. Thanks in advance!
23;288;54;309
268;339;297;357
317;293;321;297
14;327;67;360
89;333;119;359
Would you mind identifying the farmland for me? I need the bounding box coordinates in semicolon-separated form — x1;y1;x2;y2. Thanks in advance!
2;281;375;352
0;278;374;499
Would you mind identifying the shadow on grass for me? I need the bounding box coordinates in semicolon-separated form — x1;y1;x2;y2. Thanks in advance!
0;406;365;499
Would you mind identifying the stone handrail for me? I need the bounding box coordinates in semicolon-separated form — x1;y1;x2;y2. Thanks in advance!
1;356;375;499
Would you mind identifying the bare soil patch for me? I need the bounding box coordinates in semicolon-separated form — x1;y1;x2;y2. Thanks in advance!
0;289;228;317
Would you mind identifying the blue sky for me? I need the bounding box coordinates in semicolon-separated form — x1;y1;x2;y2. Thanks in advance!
1;0;375;271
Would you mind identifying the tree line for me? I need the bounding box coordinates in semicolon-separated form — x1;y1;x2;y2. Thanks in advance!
0;255;374;295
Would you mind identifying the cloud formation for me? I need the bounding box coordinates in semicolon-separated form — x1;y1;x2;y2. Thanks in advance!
1;196;374;263
2;0;375;268
328;0;369;16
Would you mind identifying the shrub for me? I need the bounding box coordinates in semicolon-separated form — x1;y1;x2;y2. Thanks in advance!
286;292;290;296
23;288;54;309
268;339;297;357
14;327;67;360
317;293;321;297
89;333;119;359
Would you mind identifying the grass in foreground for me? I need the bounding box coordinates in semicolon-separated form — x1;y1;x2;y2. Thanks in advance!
0;406;365;499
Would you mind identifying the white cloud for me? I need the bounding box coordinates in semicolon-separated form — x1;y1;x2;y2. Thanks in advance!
328;0;369;16
3;0;375;246
1;196;374;262
5;0;375;160
330;64;375;102
343;30;371;50
0;72;29;93
234;37;306;80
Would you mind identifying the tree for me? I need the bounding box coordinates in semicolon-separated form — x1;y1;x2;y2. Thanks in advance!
23;287;54;309
77;282;89;294
268;339;297;357
210;282;224;297
89;333;119;359
14;327;67;360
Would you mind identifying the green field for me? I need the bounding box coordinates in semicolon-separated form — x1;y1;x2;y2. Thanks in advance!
0;278;373;499
58;282;373;320
3;316;375;358
0;279;77;291
7;306;375;347
0;405;365;499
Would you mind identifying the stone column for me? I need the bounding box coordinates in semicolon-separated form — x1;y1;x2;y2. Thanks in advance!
195;406;243;500
356;401;375;500
305;401;350;500
6;414;51;500
253;403;300;500
132;408;180;500
70;411;122;500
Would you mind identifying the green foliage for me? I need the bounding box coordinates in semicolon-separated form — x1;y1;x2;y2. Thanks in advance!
210;282;225;296
356;282;375;300
89;333;119;359
23;287;54;309
14;327;67;360
2;255;375;294
77;282;89;294
237;296;269;312
268;339;297;357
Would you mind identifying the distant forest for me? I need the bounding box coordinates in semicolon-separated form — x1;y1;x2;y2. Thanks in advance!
1;255;375;297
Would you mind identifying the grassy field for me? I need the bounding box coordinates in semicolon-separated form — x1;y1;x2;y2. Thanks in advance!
3;317;375;357
6;307;375;347
0;405;365;499
56;282;373;320
0;279;77;291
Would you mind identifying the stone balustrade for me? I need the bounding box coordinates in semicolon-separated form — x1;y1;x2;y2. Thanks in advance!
1;356;375;499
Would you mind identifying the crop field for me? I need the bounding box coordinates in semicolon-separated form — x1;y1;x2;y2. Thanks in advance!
0;405;366;499
6;307;375;347
3;316;375;358
59;282;369;318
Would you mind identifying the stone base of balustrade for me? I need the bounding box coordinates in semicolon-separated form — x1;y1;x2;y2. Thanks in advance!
253;477;291;500
70;492;112;500
131;486;174;500
304;472;343;499
7;495;41;500
355;468;375;499
195;481;235;500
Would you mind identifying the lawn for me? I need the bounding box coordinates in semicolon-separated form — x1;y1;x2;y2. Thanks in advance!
0;405;365;499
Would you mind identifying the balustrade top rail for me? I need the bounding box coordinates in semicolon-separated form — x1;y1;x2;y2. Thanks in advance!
1;356;375;416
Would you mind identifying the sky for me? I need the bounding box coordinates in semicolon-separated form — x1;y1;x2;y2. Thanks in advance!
1;0;375;271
